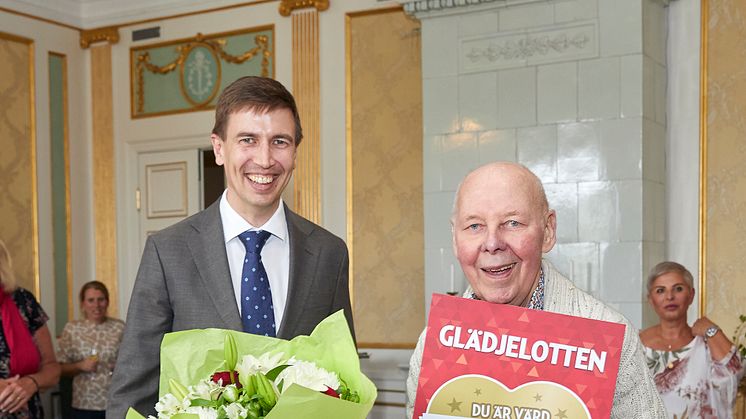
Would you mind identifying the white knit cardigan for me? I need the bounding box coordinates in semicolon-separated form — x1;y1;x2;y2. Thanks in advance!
406;260;667;419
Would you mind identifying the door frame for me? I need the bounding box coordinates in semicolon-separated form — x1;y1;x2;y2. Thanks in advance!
116;133;211;317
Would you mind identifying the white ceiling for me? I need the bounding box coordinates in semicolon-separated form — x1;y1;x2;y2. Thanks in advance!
1;0;260;29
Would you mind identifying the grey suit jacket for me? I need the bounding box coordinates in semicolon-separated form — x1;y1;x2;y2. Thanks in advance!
106;201;353;418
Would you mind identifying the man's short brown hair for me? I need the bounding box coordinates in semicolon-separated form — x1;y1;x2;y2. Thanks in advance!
211;76;303;145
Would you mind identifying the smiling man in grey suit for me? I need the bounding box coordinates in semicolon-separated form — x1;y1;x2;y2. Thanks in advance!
106;76;354;418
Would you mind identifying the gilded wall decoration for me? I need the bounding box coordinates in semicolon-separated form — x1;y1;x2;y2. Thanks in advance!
0;32;38;296
130;26;274;118
292;11;321;223
700;2;746;411
702;0;746;337
347;8;424;347
79;26;119;49
279;0;329;16
92;44;119;316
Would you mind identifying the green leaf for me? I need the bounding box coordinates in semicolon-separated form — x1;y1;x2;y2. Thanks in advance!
224;333;238;372
337;379;360;403
190;398;217;408
277;378;284;393
168;379;189;401
265;364;291;381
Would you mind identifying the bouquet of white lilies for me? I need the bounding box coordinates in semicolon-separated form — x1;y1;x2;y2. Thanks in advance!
126;311;375;419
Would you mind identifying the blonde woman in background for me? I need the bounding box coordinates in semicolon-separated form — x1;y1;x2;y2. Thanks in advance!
0;239;61;418
640;261;745;418
57;282;124;419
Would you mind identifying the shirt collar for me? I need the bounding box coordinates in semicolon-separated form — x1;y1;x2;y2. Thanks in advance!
219;190;288;243
526;268;545;310
469;267;545;310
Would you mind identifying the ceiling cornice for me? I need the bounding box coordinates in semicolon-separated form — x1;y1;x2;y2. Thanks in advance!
0;0;278;30
0;0;82;28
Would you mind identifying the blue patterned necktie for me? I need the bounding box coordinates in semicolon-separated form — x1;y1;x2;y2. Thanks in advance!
238;230;276;336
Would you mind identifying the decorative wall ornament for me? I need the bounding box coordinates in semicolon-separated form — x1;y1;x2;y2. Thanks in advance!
465;32;589;62
91;44;119;315
399;0;543;15
130;26;274;118
460;21;598;73
179;43;221;107
279;0;329;16
398;0;674;16
291;11;321;223
80;26;120;49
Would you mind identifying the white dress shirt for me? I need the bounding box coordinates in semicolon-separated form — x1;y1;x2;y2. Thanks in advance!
219;191;290;332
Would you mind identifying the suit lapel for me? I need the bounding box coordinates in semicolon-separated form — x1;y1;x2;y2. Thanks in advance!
187;201;243;330
277;206;319;338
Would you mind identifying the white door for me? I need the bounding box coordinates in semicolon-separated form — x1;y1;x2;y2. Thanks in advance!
137;148;201;255
118;147;203;319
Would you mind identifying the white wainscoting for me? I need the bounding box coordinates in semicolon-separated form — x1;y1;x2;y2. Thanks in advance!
360;348;414;419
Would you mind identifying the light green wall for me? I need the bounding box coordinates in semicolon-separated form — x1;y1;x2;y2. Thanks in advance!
49;53;69;334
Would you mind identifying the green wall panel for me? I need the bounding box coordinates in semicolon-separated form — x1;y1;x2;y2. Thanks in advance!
49;52;70;334
131;26;274;118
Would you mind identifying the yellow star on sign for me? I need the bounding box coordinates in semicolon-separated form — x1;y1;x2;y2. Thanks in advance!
474;388;482;396
555;408;568;419
533;393;543;402
447;397;462;413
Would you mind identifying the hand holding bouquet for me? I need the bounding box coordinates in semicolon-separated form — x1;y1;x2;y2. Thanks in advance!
126;311;375;419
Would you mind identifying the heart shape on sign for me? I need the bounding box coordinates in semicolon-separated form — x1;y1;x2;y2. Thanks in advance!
424;375;590;419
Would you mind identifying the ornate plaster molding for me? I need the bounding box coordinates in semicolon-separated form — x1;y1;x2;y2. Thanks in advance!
400;0;673;15
80;26;120;49
399;0;543;15
460;21;598;73
279;0;329;16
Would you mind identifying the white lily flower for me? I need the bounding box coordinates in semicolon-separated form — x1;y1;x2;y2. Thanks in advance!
224;402;249;419
189;379;221;401
184;406;219;419
154;393;182;417
276;358;341;393
236;351;286;380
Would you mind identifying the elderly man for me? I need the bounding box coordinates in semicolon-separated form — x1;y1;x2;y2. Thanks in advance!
406;162;666;418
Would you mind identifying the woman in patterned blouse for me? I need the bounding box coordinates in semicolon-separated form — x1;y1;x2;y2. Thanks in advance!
57;282;124;419
0;239;61;418
640;261;745;419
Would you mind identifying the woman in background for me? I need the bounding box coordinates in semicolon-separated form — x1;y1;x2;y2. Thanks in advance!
58;282;124;419
640;261;745;418
0;239;60;418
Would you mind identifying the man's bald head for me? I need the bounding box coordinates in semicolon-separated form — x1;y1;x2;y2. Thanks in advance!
452;162;549;224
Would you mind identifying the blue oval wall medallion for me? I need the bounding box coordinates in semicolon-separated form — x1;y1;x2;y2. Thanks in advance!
180;43;221;106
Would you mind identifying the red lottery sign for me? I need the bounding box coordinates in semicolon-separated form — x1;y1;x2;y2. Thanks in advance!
413;294;625;419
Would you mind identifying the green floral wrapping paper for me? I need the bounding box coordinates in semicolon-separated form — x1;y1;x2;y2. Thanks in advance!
126;310;376;418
